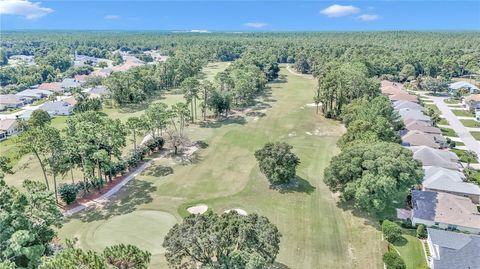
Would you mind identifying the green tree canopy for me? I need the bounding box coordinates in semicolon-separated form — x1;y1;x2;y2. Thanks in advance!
254;142;300;185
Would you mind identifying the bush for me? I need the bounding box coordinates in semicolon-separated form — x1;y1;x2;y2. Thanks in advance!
383;249;406;269
58;183;79;205
382;220;402;243
416;224;427;239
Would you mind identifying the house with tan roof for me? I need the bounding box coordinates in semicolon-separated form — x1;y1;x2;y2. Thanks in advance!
393;100;424;111
389;92;419;103
38;82;63;93
401;130;445;149
404;119;442;134
0;119;20;139
74;74;89;82
411;190;480;233
0;94;24;110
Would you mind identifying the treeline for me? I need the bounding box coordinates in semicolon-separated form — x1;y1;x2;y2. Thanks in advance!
319;61;423;213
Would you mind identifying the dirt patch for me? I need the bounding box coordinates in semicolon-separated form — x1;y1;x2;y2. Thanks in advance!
187;204;208;214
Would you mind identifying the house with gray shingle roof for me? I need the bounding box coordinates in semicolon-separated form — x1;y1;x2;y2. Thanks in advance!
398;108;431;122
427;228;480;269
61;78;83;90
41;101;73;116
0;94;24;110
404;119;442;134
422;167;480;203
409;146;461;170
402;130;445;149
393;100;424;111
411;190;480;233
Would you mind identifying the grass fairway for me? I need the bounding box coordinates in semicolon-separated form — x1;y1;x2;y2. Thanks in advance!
58;65;384;268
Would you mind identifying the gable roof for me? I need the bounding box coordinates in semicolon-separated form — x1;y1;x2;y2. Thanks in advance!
393;100;424;111
404;119;442;134
0;119;17;131
61;78;82;89
0;94;23;105
464;94;480;103
41;101;72;112
389;92;419;103
424;166;466;181
423;173;480;196
16;89;53;98
38;82;62;92
449;81;479;91
398;108;431;122
63;96;77;106
402;130;442;148
74;74;89;82
409;146;460;170
412;190;480;230
428;228;480;269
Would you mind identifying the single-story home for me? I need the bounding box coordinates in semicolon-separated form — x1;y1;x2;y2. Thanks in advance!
401;130;445;149
19;109;54;120
409;146;461;170
91;68;112;78
449;81;479;95
398;108;431;122
8;55;35;66
74;55;99;67
38;82;63;93
62;96;77;106
61;78;83;90
15;89;53;103
426;228;480;269
41;101;74;116
393;100;424;111
74;74;89;82
404;119;442;135
0;119;20;137
463;94;480;111
0;94;24;110
83;85;109;99
411;190;480;233
422;166;480;203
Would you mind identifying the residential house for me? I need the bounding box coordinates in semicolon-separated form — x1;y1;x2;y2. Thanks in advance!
398;108;431;122
404;119;442;135
91;68;112;78
74;55;99;67
15;89;53;103
61;78;83;91
38;82;63;93
426;228;480;269
74;74;89;82
83;86;109;99
19;109;54;120
0;94;24;110
422;166;480;203
389;92;419;103
411;190;480;233
401;130;445;149
0;119;19;137
409;146;461;170
62;96;78;106
393;100;424;111
41;101;73;116
449;81;479;95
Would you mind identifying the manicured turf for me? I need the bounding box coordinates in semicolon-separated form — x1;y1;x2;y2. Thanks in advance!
452;109;474;117
471;131;480;140
58;66;384;268
438;118;449;125
444;98;461;104
440;127;457;137
460;119;480;128
454;141;465;147
393;233;428;269
423;103;440;114
450;148;479;164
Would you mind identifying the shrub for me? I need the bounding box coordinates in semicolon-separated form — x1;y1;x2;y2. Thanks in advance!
383;249;406;269
90;177;105;191
416;224;427;239
58;183;79;205
382;220;402;243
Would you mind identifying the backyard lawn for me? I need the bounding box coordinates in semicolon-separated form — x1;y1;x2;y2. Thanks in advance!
393;231;428;269
58;66;385;269
450;148;479;164
471;132;480;141
440;127;457;137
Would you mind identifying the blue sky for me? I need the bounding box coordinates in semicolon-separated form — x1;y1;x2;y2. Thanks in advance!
1;0;479;31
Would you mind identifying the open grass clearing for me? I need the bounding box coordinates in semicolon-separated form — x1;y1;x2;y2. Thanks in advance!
471;131;480;141
58;66;384;269
444;98;461;104
440;127;457;137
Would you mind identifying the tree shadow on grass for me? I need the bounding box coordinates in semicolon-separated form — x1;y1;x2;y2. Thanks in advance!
71;179;157;223
336;201;388;230
273;176;316;194
393;236;408;247
199;116;246;128
142;164;173;177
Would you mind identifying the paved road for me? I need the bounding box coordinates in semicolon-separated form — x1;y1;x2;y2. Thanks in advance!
429;96;480;160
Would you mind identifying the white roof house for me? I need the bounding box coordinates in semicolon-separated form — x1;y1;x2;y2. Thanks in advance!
41;101;73;116
393;100;424;111
398;108;431;122
0;94;24;109
16;89;53;100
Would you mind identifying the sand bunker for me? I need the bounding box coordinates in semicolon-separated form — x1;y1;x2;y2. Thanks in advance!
224;208;248;216
187;204;208;214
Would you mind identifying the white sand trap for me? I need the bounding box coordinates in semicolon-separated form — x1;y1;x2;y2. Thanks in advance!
224;208;248;216
305;103;318;107
187;204;208;214
288;132;296;137
305;131;313;135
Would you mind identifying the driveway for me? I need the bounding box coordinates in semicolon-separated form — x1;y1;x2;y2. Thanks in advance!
429;96;480;160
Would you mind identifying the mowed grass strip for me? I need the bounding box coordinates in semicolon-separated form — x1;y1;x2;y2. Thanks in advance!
59;66;384;269
461;119;480;128
440;127;457;137
471;131;480;141
452;109;474;117
393;232;428;269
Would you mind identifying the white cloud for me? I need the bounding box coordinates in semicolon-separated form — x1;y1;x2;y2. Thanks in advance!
104;15;120;20
358;14;380;21
320;4;360;18
0;0;53;20
244;22;268;28
190;29;209;33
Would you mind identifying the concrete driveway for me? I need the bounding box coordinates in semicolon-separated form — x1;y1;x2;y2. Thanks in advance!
429;95;480;160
